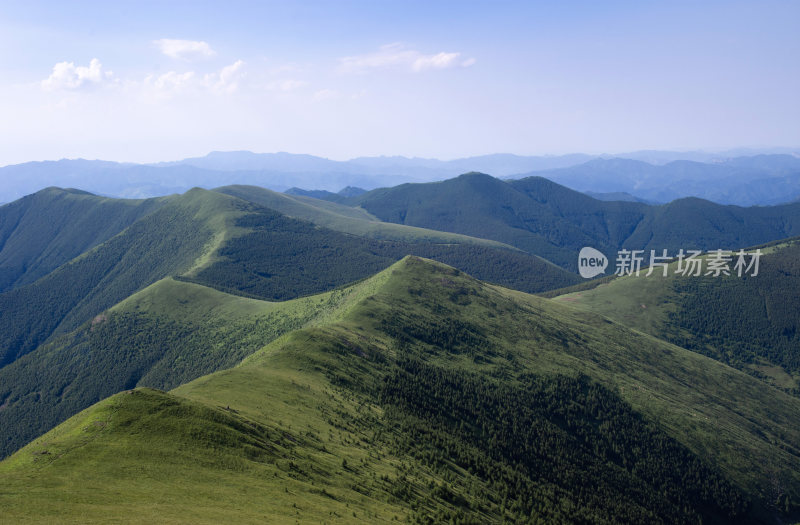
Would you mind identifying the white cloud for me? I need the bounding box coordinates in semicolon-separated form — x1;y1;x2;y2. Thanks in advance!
41;58;112;90
266;79;308;92
204;60;245;94
144;70;196;96
269;63;305;75
339;44;474;74
411;52;461;72
142;60;245;98
313;89;339;102
339;43;412;71
154;39;216;61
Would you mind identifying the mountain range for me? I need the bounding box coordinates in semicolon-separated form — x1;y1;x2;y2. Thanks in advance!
2;149;799;206
1;172;799;522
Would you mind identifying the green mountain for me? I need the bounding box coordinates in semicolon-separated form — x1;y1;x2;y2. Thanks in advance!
0;187;166;292
621;198;800;254
0;187;579;456
0;186;578;368
1;258;798;523
350;173;800;270
0;188;240;368
350;173;624;269
553;238;800;394
0;273;388;459
215;184;517;248
180;194;579;302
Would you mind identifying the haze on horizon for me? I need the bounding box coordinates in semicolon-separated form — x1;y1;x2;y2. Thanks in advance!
0;0;798;166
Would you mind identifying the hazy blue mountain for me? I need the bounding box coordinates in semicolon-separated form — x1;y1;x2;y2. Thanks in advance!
284;187;340;201
337;185;367;197
158;151;597;176
4;150;800;205
584;191;654;203
0;160;219;203
0;159;389;203
614;147;800;165
153;150;348;172
285;185;367;203
157;151;603;188
347;153;596;176
0;151;608;204
522;154;800;206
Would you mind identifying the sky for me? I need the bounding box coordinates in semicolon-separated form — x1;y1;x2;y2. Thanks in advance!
0;0;798;165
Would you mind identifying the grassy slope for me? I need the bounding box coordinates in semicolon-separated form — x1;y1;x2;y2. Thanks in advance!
0;187;166;292
553;239;800;391
2;258;798;522
0;272;391;460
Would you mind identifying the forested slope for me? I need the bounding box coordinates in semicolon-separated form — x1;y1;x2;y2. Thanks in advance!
186;207;579;301
351;172;800;270
0;187;166;292
0;188;239;367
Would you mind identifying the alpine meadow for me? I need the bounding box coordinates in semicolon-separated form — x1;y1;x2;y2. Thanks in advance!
1;2;800;524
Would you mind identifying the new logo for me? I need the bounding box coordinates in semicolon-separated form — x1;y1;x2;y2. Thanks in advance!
578;247;608;278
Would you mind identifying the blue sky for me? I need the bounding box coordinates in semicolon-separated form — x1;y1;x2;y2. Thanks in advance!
0;0;798;164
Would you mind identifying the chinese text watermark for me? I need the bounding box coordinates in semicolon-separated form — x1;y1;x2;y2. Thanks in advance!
578;247;761;279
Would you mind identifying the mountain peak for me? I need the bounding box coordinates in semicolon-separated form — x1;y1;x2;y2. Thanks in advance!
456;171;493;179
